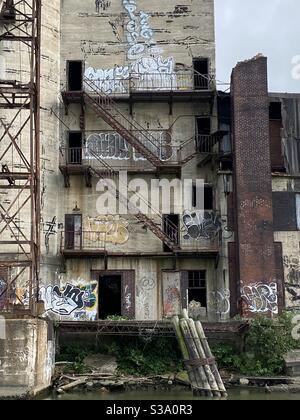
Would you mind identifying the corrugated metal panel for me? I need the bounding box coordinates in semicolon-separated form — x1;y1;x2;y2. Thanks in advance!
296;194;300;230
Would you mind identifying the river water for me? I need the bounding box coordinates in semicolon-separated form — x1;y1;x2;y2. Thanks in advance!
45;388;300;401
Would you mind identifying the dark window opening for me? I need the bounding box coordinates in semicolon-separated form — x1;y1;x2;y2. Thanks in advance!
163;214;179;252
204;185;213;210
192;185;213;210
220;159;233;171
188;271;207;308
269;102;285;172
196;117;211;152
269;102;282;120
68;132;83;164
99;275;122;319
67;61;83;91
1;0;16;20
64;214;82;250
196;117;211;135
193;59;209;90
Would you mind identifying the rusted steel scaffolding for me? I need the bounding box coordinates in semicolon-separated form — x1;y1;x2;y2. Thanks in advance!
0;0;41;313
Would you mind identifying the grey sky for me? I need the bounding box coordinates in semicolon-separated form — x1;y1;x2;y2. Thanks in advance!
215;0;300;93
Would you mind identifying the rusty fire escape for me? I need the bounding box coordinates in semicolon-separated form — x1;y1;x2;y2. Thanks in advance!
0;0;41;313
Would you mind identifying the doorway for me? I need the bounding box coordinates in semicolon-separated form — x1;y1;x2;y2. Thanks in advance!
68;132;83;164
67;61;83;91
193;58;209;90
99;275;122;319
163;214;180;252
65;214;82;250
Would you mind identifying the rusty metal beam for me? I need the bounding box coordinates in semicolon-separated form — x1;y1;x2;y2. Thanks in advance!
0;0;41;313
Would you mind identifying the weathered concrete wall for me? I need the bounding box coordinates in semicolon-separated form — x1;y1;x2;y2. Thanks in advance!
273;176;300;312
0;319;55;391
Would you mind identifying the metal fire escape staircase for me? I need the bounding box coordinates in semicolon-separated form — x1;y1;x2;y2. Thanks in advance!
83;78;164;168
87;149;180;252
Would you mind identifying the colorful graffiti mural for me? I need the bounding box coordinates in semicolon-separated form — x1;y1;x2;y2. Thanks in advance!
39;282;98;321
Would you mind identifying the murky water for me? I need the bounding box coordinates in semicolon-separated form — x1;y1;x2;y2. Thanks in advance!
44;388;300;401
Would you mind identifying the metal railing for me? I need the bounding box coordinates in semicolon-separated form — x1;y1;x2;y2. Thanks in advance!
61;230;107;251
60;134;222;168
76;71;214;97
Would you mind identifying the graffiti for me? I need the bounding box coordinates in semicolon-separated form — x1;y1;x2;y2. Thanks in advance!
40;284;85;316
182;211;222;241
39;283;98;321
241;282;278;315
188;300;206;320
95;0;111;12
286;284;300;302
209;290;230;316
85;215;130;245
124;285;132;312
44;216;57;254
284;256;300;285
140;277;156;291
86;131;173;162
85;0;176;93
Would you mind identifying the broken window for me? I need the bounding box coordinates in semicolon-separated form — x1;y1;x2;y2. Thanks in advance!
68;132;83;164
193;59;209;90
188;271;207;308
67;61;83;91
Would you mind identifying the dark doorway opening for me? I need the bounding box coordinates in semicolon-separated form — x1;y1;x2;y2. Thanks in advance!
68;132;83;164
196;117;211;135
67;61;83;91
65;214;82;250
163;214;179;252
99;275;122;319
196;117;211;152
193;58;209;90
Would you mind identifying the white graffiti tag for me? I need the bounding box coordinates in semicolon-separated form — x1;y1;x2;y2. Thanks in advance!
39;284;85;316
209;290;230;316
241;282;278;315
85;0;176;93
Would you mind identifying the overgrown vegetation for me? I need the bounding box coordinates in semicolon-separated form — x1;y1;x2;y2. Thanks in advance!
57;337;183;376
212;312;300;376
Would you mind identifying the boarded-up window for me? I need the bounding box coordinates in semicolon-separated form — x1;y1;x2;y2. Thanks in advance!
273;192;297;231
163;271;181;317
180;271;189;310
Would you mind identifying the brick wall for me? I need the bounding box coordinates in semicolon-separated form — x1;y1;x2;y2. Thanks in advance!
231;56;279;317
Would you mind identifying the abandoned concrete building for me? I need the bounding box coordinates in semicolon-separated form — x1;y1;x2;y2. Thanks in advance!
0;0;300;332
